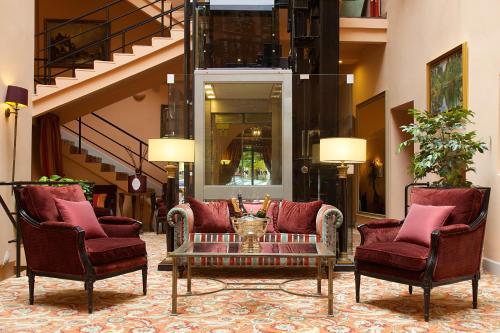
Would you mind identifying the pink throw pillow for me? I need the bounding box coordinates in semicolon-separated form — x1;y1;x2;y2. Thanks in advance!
277;200;323;234
187;198;233;233
55;198;108;239
395;204;455;247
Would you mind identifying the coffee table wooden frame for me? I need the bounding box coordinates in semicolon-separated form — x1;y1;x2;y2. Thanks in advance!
167;241;336;316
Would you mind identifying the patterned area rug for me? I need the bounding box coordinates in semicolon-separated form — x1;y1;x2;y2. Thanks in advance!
0;233;498;332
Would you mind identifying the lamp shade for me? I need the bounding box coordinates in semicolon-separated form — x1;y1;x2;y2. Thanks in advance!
320;137;367;163
5;85;28;108
148;138;195;162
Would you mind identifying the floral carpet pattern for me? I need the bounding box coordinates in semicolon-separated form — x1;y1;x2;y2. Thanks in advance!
0;233;498;332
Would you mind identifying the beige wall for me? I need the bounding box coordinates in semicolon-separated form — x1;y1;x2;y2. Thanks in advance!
352;0;500;262
0;0;34;274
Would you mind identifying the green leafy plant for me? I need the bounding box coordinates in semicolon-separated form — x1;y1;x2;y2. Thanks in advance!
398;107;487;187
38;175;94;201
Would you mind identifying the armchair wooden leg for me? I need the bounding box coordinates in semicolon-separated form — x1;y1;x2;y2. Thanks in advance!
142;266;148;295
408;285;413;295
354;271;360;303
28;270;35;305
86;280;94;314
472;275;479;309
423;286;431;322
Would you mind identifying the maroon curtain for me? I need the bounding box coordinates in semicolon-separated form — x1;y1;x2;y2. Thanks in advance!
220;140;242;184
39;114;64;176
260;143;272;173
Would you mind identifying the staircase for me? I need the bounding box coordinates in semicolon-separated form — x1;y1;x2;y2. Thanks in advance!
60;113;167;193
62;139;131;192
33;0;185;123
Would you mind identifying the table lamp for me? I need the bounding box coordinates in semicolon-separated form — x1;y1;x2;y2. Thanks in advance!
148;138;195;269
4;85;28;183
320;137;366;267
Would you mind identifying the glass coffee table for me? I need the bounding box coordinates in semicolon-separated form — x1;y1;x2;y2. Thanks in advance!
167;241;336;316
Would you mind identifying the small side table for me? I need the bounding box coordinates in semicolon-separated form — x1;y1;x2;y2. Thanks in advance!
119;189;156;231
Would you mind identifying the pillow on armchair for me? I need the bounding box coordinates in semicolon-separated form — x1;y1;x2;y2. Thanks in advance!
55;198;108;239
395;203;455;247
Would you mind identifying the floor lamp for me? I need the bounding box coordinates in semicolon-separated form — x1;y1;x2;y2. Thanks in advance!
320;137;366;268
4;85;28;183
148;138;195;269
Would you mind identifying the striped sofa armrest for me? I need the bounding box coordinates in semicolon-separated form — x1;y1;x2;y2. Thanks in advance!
315;204;343;255
167;203;194;249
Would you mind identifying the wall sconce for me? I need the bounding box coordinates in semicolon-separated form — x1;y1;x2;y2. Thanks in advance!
372;158;384;178
4;85;28;183
220;159;231;166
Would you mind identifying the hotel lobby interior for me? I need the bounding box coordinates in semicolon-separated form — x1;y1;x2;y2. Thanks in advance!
0;0;499;331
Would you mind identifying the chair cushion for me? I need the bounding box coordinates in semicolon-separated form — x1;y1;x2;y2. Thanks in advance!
55;198;108;239
355;241;429;271
410;187;483;225
277;200;323;234
21;185;87;221
188;197;233;233
395;204;454;246
85;237;147;265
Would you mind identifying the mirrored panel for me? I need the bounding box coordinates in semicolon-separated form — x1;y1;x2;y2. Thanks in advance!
204;82;282;186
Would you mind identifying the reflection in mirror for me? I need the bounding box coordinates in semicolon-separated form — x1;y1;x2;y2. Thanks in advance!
204;82;282;186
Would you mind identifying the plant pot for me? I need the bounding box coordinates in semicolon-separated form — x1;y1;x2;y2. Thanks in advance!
340;0;366;17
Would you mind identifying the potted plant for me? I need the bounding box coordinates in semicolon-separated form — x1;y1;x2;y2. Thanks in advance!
38;175;94;201
398;107;487;187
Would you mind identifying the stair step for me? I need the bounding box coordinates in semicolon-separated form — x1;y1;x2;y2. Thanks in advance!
36;84;59;96
132;45;155;56
93;60;116;72
113;52;136;65
55;77;78;89
115;172;129;181
62;139;73;145
69;145;88;155
100;163;116;172
151;36;172;48
75;69;97;80
86;155;102;163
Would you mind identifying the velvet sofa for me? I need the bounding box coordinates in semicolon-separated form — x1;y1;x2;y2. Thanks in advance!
15;184;148;313
167;199;343;267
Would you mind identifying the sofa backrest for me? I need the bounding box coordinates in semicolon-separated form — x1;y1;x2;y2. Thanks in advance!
18;185;87;222
409;187;484;225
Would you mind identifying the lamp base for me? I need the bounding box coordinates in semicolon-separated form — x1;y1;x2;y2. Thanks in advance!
158;256;174;271
336;163;348;179
335;251;354;271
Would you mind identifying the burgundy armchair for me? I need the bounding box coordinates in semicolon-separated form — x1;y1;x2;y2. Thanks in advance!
15;184;148;313
354;183;490;321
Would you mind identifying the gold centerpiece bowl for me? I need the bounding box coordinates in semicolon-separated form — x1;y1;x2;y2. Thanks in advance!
231;215;270;253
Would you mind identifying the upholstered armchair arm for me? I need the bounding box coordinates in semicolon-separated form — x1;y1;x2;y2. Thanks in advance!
357;219;404;246
428;220;486;281
98;216;141;225
21;220;90;276
315;204;343;255
98;216;142;238
167;203;194;249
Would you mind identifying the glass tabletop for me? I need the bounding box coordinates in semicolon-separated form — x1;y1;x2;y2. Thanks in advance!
169;241;335;258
